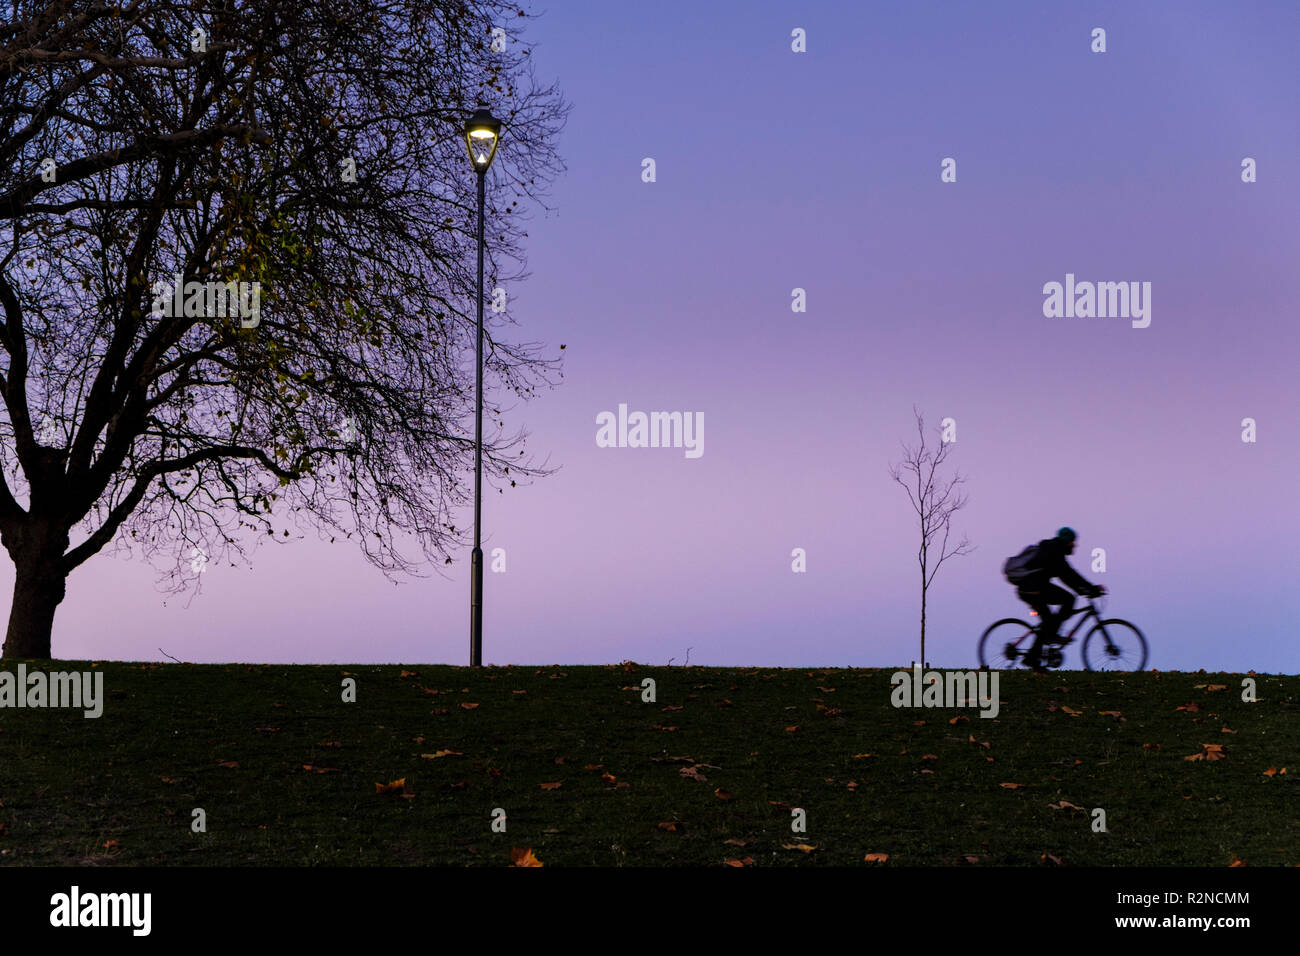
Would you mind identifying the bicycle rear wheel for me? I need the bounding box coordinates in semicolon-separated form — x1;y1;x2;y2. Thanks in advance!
1082;618;1147;671
978;618;1037;669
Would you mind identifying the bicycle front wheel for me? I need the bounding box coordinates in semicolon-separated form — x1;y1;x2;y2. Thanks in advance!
1082;618;1147;671
978;618;1037;669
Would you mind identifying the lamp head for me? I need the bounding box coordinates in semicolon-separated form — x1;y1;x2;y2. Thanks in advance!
464;108;501;171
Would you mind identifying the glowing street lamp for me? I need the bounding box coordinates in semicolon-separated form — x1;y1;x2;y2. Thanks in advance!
464;107;500;667
464;108;501;171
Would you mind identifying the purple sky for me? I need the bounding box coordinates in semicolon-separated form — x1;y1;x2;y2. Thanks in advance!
20;0;1300;671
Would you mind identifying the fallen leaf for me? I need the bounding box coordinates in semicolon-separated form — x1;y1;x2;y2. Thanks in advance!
785;725;800;732
949;715;969;725
420;749;462;759
969;735;990;749
1143;743;1161;752
460;702;479;710
1099;711;1124;720
1000;783;1023;789
1048;800;1084;811
103;840;119;849
1228;857;1246;867
399;669;417;677
723;837;749;847
863;852;889;863
510;847;543;867
851;753;873;759
1221;728;1237;734
1263;767;1277;777
376;778;411;796
650;724;678;731
922;754;938;761
303;765;340;773
657;822;679;832
540;781;563;790
317;741;342;749
782;843;817;853
680;766;707;782
1206;684;1227;692
662;705;683;712
714;788;734;801
1040;853;1064;866
1060;706;1082;716
217;760;239;769
1176;702;1200;712
724;857;754;867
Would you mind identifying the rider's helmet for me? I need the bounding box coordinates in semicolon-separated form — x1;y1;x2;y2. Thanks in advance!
1056;527;1077;543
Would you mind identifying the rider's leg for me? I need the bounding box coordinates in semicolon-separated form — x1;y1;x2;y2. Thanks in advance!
1017;588;1052;665
1040;584;1074;641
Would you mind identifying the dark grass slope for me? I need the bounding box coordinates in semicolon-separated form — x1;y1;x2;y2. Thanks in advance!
0;662;1296;866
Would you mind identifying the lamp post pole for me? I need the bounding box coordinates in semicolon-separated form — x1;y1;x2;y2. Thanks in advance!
463;107;499;668
470;166;485;668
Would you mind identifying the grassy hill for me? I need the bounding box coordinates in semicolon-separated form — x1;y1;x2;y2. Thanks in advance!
0;661;1295;866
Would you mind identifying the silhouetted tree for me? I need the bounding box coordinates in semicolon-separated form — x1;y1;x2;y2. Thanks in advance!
0;0;568;656
889;406;974;665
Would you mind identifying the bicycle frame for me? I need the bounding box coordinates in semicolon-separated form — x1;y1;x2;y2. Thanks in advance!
1016;597;1100;646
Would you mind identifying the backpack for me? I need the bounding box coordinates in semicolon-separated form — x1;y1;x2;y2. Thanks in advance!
1003;544;1041;584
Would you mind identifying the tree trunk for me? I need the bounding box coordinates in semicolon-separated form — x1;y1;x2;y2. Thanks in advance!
2;538;68;659
920;559;927;667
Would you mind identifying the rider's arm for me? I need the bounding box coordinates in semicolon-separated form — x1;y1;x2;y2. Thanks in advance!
1058;560;1095;595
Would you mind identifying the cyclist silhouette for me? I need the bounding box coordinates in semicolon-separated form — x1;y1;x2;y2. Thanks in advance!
1004;527;1105;672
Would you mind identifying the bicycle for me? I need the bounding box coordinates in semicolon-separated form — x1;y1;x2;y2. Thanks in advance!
977;593;1147;671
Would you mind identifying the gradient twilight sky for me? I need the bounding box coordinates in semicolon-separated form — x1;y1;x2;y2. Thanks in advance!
18;0;1299;671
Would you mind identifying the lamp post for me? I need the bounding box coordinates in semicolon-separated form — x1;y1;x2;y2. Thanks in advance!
464;108;500;668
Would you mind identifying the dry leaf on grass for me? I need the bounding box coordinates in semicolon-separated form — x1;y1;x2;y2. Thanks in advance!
863;852;889;863
420;749;462;759
510;847;543;867
782;844;817;853
376;778;414;797
539;781;563;790
999;783;1023;789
